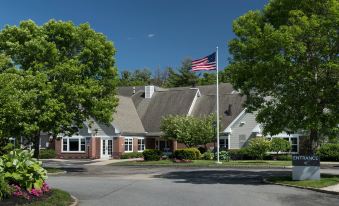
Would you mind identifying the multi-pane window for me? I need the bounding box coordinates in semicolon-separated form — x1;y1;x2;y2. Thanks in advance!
62;137;86;152
219;138;228;149
125;137;133;152
81;138;86;151
138;138;145;151
63;139;67;151
291;137;298;153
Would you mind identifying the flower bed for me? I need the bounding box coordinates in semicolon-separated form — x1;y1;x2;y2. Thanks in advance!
0;149;69;205
0;188;73;206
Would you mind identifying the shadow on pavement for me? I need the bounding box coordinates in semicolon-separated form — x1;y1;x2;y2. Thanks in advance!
62;167;87;173
154;170;290;185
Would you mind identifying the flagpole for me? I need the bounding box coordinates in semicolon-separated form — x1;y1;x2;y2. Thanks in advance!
216;46;221;164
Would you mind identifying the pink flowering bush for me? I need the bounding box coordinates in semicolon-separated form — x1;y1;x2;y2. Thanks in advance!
11;181;50;200
1;149;51;200
2;150;47;191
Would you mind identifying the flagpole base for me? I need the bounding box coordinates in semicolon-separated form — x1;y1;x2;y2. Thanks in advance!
215;161;222;164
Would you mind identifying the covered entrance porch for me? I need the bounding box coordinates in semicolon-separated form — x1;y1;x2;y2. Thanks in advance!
145;137;177;155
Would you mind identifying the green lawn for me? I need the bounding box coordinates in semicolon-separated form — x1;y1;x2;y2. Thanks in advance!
25;189;73;206
45;167;64;173
268;174;339;188
111;159;291;167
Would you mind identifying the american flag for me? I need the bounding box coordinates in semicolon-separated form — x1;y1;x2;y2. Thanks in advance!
191;52;216;72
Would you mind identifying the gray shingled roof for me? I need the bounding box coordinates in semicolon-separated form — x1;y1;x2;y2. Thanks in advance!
116;83;245;134
112;95;145;134
117;86;145;97
141;88;198;132
170;83;236;95
191;94;246;131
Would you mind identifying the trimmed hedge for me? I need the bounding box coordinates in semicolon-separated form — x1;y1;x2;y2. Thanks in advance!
316;144;339;161
120;152;143;159
142;149;162;161
228;148;252;160
174;148;201;160
39;149;56;159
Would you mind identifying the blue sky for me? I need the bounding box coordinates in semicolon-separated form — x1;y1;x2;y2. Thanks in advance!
0;0;268;74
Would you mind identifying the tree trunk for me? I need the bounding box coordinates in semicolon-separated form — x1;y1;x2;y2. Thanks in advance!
309;129;318;155
33;131;41;159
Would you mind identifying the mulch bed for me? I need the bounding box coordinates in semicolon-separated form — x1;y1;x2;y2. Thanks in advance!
0;190;53;206
173;159;192;163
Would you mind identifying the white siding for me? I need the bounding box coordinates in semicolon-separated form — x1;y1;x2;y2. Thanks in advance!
229;113;258;149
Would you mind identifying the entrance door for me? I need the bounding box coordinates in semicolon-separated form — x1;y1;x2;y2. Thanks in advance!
101;138;113;159
156;139;170;154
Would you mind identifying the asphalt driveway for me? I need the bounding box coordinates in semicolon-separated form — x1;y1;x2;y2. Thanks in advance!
47;166;339;206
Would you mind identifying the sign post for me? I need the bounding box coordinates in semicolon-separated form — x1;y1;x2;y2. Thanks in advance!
292;155;320;180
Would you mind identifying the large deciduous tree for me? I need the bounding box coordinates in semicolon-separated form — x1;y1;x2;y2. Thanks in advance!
0;20;119;157
160;114;215;148
228;0;338;154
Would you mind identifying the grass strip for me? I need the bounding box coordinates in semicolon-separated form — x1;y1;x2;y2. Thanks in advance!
268;174;339;188
25;189;73;206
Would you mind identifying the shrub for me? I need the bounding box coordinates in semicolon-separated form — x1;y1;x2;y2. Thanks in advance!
120;152;143;159
202;151;214;160
0;143;15;156
197;147;206;154
219;151;230;161
39;149;56;159
174;148;201;160
228;148;252;160
270;138;291;155
246;137;271;160
316;144;339;161
143;149;162;161
0;175;12;200
275;154;292;161
1;149;47;191
190;148;201;159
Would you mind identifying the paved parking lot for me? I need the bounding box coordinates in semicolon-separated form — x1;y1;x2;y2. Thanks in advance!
47;165;339;206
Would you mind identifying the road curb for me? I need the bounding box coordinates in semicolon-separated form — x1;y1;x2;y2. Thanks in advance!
110;164;292;169
262;178;339;196
47;171;67;176
69;194;79;206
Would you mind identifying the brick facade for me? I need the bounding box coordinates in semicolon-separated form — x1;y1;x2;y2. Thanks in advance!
55;136;178;159
133;138;139;152
113;136;124;158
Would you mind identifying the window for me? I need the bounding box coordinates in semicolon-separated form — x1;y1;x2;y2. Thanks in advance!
125;137;133;152
219;138;228;149
138;138;145;151
62;137;86;152
63;139;67;151
81;138;86;151
291;137;298;153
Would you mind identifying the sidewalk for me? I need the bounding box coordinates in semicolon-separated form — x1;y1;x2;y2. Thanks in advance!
323;183;339;193
85;158;143;166
321;162;339;165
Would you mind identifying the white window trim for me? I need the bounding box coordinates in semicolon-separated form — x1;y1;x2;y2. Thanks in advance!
61;136;86;153
137;137;145;152
219;137;229;149
124;137;133;153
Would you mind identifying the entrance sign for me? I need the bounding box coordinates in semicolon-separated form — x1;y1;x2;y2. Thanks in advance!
292;155;320;166
292;155;320;180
